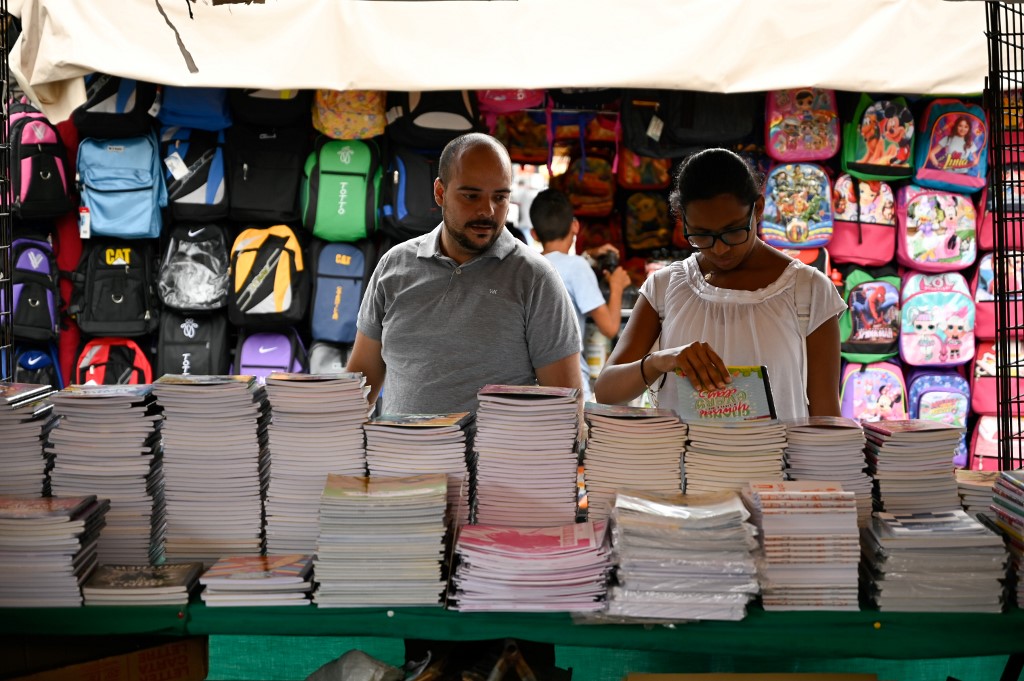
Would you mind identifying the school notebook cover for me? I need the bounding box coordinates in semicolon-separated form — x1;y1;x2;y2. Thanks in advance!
673;365;777;421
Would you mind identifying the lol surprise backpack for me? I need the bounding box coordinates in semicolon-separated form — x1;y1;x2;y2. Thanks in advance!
842;94;915;181
900;271;975;367
906;369;971;468
896;185;977;272
839;360;908;423
760;163;834;249
765;88;840;162
914;99;989;194
839;266;901;364
829;174;897;266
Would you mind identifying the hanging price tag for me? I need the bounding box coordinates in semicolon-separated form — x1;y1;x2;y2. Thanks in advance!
164;152;189;181
79;207;91;239
646;114;664;142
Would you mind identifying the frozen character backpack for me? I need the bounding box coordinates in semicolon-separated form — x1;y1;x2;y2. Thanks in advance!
914;98;989;194
839;265;901;364
900;271;975;368
765;88;840;162
907;369;971;468
896;184;977;272
829;174;897;266
839;360;908;423
760;163;834;249
842;95;915;182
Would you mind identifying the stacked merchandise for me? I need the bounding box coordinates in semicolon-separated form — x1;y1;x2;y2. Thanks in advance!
605;490;760;621
152;375;270;565
956;469;1001;518
582;403;687;521
0;495;110;607
742;481;860;611
683;420;787;494
473;385;580;527
451;521;610;612
200;554;314;606
782;417;873;526
47;385;165;565
863;420;962;513
314;473;448;607
990;470;1024;606
364;413;474;526
0;383;56;495
81;562;203;606
861;508;1008;612
263;372;370;553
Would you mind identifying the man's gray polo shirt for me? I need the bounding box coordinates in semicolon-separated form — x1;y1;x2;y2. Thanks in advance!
357;225;580;414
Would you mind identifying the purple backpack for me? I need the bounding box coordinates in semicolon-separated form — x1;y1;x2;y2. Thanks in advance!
8;101;74;219
4;238;60;342
840;360;908;423
907;369;970;468
233;328;307;384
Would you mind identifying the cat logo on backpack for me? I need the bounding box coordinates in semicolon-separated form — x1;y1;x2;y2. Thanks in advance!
105;248;131;265
336;254;352;266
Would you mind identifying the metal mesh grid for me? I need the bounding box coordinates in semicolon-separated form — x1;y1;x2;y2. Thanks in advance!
0;4;12;381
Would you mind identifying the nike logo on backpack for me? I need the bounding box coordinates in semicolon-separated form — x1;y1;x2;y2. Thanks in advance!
26;356;42;366
188;228;206;237
258;346;277;354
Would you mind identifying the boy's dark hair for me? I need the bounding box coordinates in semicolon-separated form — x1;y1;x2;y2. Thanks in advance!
529;188;575;243
669;148;763;219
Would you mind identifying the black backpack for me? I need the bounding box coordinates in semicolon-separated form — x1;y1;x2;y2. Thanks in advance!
385;91;482;149
9;237;61;342
156;309;230;377
159;127;229;221
379;145;442;243
225;124;309;222
69;240;160;337
621;89;759;159
157;224;230;311
13;344;64;389
228;88;313;127
9;107;75;220
71;74;158;139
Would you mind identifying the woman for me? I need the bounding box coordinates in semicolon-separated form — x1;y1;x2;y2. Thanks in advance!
594;148;845;419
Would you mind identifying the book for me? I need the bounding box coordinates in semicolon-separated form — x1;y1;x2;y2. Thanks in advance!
200;554;313;587
82;562;203;595
673;365;776;421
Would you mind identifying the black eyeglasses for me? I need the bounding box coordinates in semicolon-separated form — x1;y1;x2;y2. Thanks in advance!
683;207;756;250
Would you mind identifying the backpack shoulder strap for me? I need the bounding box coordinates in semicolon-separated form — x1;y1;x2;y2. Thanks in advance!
794;263;813;338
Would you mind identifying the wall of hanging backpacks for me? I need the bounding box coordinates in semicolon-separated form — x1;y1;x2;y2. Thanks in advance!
4;81;1013;470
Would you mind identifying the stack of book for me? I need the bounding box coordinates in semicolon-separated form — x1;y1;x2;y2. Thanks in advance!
365;413;474;526
863;420;962;514
314;473;448;607
152;375;270;565
200;554;314;606
0;494;109;607
682;420;787;494
473;385;580;527
582;404;687;521
81;562;203;606
0;382;56;496
263;372;370;554
742;481;860;611
990;470;1024;606
861;509;1008;612
782;417;873;526
956;470;1001;518
451;521;610;612
606;490;760;621
47;385;164;565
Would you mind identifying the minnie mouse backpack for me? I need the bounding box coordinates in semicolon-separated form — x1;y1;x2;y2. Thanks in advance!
896;185;977;272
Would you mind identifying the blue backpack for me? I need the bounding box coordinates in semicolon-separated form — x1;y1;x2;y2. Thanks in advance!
913;99;989;194
160;126;228;221
309;239;374;344
760;163;834;249
12;344;64;389
77;132;167;238
157;87;233;131
907;369;971;468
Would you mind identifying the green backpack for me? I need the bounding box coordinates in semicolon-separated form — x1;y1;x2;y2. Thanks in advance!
839;265;902;364
841;94;915;182
301;137;382;242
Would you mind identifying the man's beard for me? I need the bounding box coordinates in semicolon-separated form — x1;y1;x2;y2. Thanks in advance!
446;218;500;254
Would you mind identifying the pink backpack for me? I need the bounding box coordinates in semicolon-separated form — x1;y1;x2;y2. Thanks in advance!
978;185;1024;251
829;174;896;266
477;90;546;131
971;251;1024;340
970;416;1001;471
896;184;977;272
900;272;975;368
839;360;908;423
970;342;997;415
765;88;840;162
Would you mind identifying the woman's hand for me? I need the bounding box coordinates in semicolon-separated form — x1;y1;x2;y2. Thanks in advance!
656;342;731;392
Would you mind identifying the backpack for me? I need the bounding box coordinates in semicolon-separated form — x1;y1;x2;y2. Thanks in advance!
157;224;230;311
547;88;622;110
159;126;228;221
156;86;233;131
914;98;989;194
477;89;546;131
308;341;350;374
156;309;230;377
309;239;374;344
76;337;153;385
8;106;75;219
234;328;308;383
775;247;837;285
624;192;670;251
69;240;160;337
839;360;908;423
7;238;60;342
841;94;915;181
839;265;901;364
829;174;897;266
229;88;313;127
906;369;971;468
974;252;996;340
558;157;615;218
228;224;309;328
71;74;158;138
77;132;167;239
494;111;549;164
765;88;840;162
300;137;382;242
896;184;977;272
379;145;442;243
225;124;308;223
900;271;975;368
620;89;757;159
384;91;482;149
968;340;1022;416
760;163;834;249
312;90;387;140
12;344;63;389
617;148;672;191
575;214;625;258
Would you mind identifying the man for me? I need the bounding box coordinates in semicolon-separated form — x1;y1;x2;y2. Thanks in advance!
347;132;583;413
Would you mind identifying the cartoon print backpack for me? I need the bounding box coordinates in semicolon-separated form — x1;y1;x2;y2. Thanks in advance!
69;240;160;337
12;344;63;389
765;88;840;162
760;163;834;249
159;126;229;222
839;360;908;422
974;251;1024;340
842;94;915;181
575;214;625;258
969;416;1002;472
77;132;167;239
312;90;386;140
477;89;546;131
228;224;309;328
907;369;971;468
624;192;670;251
157;224;230;311
229;88;313;128
76;337;153;385
301;137;382;243
773;246;837;285
914;98;989;194
156;309;230;378
494;111;549;164
71;74;158;138
384;91;482;149
617;148;672;191
829;174;897;266
8;103;75;220
900;271;975;367
157;86;233;131
558;157;616;218
896;184;977;272
970;341;997;415
839;266;901;364
234;328;308;384
309;239;374;344
8;237;60;342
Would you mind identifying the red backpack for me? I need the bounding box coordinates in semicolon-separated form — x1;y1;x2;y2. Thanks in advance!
76;337;153;385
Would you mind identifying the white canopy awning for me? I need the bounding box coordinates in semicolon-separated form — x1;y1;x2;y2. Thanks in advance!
10;0;990;124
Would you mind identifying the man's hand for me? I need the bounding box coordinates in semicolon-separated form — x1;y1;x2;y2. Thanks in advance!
605;266;631;293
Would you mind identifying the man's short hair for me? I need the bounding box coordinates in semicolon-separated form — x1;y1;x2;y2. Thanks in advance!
438;133;509;185
529;189;575;243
